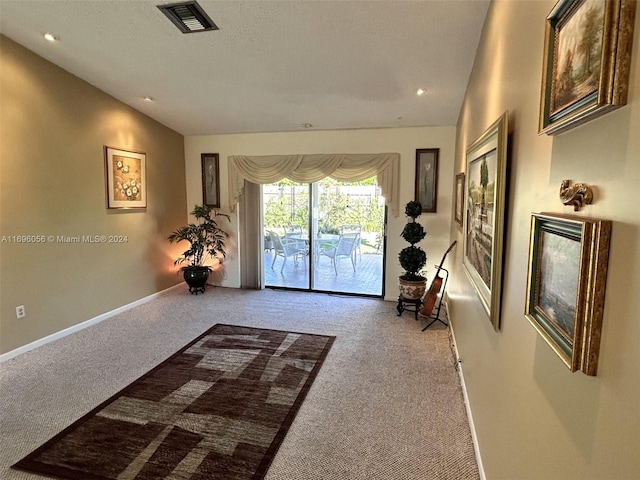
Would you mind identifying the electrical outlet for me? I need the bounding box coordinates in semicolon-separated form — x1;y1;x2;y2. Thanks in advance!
16;305;26;319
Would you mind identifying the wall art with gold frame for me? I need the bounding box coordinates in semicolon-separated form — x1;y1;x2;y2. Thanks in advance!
462;112;509;331
525;213;612;376
539;0;637;135
104;146;147;209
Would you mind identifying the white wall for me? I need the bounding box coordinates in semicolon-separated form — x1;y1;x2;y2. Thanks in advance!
185;126;456;300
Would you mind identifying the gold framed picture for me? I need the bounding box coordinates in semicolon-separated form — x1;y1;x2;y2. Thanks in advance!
104;146;146;209
525;213;612;376
463;112;509;331
539;0;637;135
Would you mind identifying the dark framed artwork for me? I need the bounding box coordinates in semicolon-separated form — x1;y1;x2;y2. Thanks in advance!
201;153;220;208
539;0;637;135
462;112;509;331
415;148;439;213
525;213;611;376
104;146;146;209
455;172;465;228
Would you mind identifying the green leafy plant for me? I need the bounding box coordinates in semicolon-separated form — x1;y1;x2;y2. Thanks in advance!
168;204;230;269
399;200;427;281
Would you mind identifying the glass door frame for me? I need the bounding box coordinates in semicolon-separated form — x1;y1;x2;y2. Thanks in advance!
262;179;386;298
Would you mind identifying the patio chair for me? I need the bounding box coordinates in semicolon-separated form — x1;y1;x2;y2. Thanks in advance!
268;230;308;273
319;232;360;275
284;224;309;254
340;224;362;260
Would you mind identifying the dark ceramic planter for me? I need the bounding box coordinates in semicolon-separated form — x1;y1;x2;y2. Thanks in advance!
183;266;210;295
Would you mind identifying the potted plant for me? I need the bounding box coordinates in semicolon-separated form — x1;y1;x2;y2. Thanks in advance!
398;200;428;300
168;204;230;294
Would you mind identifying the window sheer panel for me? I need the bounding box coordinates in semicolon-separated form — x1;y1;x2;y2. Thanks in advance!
228;153;400;217
239;180;262;289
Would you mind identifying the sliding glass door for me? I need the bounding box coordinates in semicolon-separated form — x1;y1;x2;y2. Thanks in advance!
263;181;311;289
263;178;385;297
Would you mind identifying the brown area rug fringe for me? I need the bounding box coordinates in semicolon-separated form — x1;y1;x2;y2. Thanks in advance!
13;324;335;480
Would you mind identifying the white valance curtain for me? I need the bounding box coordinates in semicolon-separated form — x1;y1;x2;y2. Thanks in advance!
228;153;401;217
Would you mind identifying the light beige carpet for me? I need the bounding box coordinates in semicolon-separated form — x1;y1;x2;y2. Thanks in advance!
0;287;480;480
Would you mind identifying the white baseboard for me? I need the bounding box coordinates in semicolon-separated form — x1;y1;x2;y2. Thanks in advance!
445;300;486;480
0;284;183;363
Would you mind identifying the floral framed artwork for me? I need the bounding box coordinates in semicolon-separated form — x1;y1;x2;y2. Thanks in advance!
415;148;439;213
201;153;220;208
104;146;146;209
539;0;637;135
525;213;611;376
463;112;509;331
455;172;465;228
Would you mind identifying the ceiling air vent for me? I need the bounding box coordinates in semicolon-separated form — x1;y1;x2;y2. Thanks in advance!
158;1;218;33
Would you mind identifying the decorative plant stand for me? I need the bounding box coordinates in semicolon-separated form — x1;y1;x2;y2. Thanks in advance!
397;267;450;330
396;296;422;320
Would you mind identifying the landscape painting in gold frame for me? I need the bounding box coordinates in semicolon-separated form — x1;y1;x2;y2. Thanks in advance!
462;112;509;331
539;0;636;135
525;213;611;376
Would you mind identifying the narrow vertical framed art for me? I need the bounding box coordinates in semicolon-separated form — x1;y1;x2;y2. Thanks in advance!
201;153;220;208
104;146;147;209
415;148;439;213
455;172;465;227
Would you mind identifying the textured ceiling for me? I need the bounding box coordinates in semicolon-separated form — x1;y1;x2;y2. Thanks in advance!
0;0;490;136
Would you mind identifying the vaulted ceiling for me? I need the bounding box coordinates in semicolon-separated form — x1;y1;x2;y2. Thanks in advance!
0;0;490;136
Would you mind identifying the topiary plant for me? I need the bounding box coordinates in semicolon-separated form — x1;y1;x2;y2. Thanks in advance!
399;200;427;281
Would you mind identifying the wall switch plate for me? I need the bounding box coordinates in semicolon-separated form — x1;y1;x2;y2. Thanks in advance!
16;305;26;319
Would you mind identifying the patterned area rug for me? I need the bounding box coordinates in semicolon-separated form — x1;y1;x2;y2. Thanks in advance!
12;324;335;480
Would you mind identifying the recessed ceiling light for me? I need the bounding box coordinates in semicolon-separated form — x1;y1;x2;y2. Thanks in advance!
143;96;154;102
44;33;58;42
416;88;427;96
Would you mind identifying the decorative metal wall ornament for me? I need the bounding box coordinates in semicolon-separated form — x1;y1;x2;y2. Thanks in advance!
559;180;593;211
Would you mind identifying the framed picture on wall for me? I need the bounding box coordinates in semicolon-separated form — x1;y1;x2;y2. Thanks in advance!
525;213;611;376
104;146;147;209
462;112;509;331
415;148;439;213
455;172;465;227
539;0;637;135
201;153;220;208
